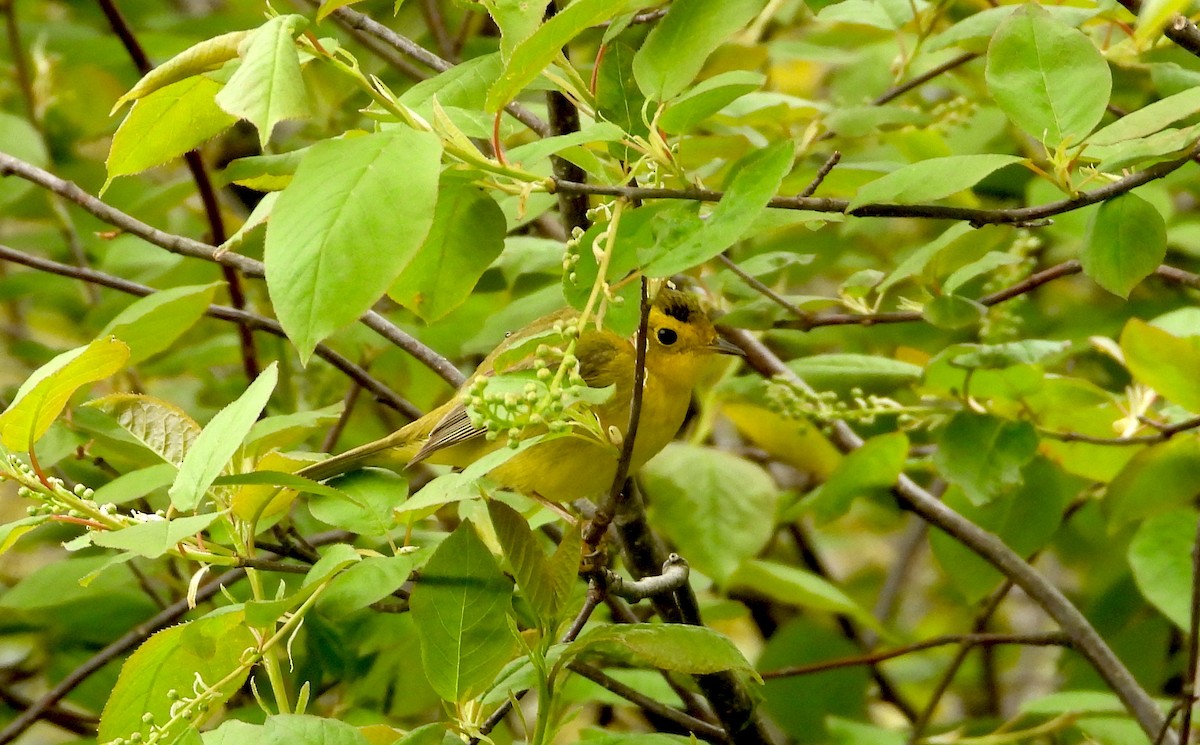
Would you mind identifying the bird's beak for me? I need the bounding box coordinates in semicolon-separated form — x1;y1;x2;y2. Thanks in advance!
709;337;746;357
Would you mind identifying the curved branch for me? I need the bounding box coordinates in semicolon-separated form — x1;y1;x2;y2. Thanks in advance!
0;243;421;418
553;140;1200;225
0;151;462;388
727;328;1177;745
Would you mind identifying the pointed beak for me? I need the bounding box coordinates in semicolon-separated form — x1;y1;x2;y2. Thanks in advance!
708;336;746;357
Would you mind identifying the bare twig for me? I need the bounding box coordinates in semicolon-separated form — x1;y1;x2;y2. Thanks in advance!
762;632;1070;679
873;52;978;105
799;151;841;198
0;243;420;418
567;662;729;742
1040;415;1200;446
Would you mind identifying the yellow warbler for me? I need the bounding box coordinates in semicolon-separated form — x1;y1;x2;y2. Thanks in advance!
299;288;740;501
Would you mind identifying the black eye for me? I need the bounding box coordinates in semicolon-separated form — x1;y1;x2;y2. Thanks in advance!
657;328;678;346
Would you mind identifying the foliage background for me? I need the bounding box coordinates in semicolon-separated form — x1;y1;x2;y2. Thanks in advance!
0;0;1199;744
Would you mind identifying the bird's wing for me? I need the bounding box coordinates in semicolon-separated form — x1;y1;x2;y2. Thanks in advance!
410;402;484;464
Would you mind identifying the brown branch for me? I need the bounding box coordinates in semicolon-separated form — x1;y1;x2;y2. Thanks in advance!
418;0;455;60
762;632;1070;679
726;328;1178;745
97;0;261;382
1040;415;1200;446
553;139;1200;226
0;152;462;388
0;243;421;418
1180;514;1200;744
873;52;978;106
799;151;841;198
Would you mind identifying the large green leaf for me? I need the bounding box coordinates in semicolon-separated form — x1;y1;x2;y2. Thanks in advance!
1105;436;1200;526
389;178;507;322
985;4;1111;146
1081;193;1166;298
0;337;129;451
98;612;256;745
265;128;442;361
112;30;250;110
409;520;517;702
933;413;1038;506
1120;318;1200;413
847;154;1024;211
643;140;794;276
1128;509;1196;629
641;443;777;583
85;394;201;466
107;77;237;187
632;0;767;101
728;559;883;632
805;432;908;523
168;362;278;511
90;513;220;558
660;70;766;134
1088;86;1200;146
99;283;220;363
566;623;756;676
215;14;312;147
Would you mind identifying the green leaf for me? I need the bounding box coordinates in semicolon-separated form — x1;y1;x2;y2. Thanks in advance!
309;469;401;536
266;129;442;361
106;77;237;187
933;413;1038;505
632;0;767;101
787;354;922;391
805;432;908;523
401;53;503;112
847;154;1024;211
90;513;220;558
0;516;48;555
942;251;1023;295
481;0;545;58
923;294;986;330
640;443;777;583
488;500;555;621
85;394;201;466
643;140;794;277
409;520;517;702
925;5;1098;53
486;0;635;111
985;4;1111;146
1136;0;1193;44
100;283;220;363
1081;193;1167;298
98;612;256;745
112;30;251;111
506;122;626;166
929;459;1072;602
0;337;130;451
1088;87;1200;146
1105;436;1200;526
1128;509;1196;628
205;714;373;745
948;340;1072;370
729;559;883;632
1120;318;1200;413
221;151;305;191
567;623;756;677
389;179;507;322
659;70;766;134
0;113;49;207
1090;124;1200;172
168;362;278;511
318;550;424;617
595;41;648;149
215;14;312;147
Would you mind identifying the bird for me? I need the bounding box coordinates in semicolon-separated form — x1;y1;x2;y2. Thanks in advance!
297;287;741;502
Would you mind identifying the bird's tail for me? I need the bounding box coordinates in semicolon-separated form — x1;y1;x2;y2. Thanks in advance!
297;427;420;482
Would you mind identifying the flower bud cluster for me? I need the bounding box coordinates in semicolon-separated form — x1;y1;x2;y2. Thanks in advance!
766;378;939;432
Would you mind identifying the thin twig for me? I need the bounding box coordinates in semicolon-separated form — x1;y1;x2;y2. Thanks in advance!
1040;415;1200;446
553;139;1200;225
321;381;364;452
566;661;729;742
418;0;455;60
799;151;841;198
0;243;420;418
873;52;978;106
762;632;1070;679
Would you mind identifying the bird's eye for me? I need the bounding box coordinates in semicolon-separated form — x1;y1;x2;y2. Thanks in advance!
657;328;678;346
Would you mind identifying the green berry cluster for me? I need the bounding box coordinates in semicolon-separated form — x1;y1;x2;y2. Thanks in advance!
766;378;942;432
